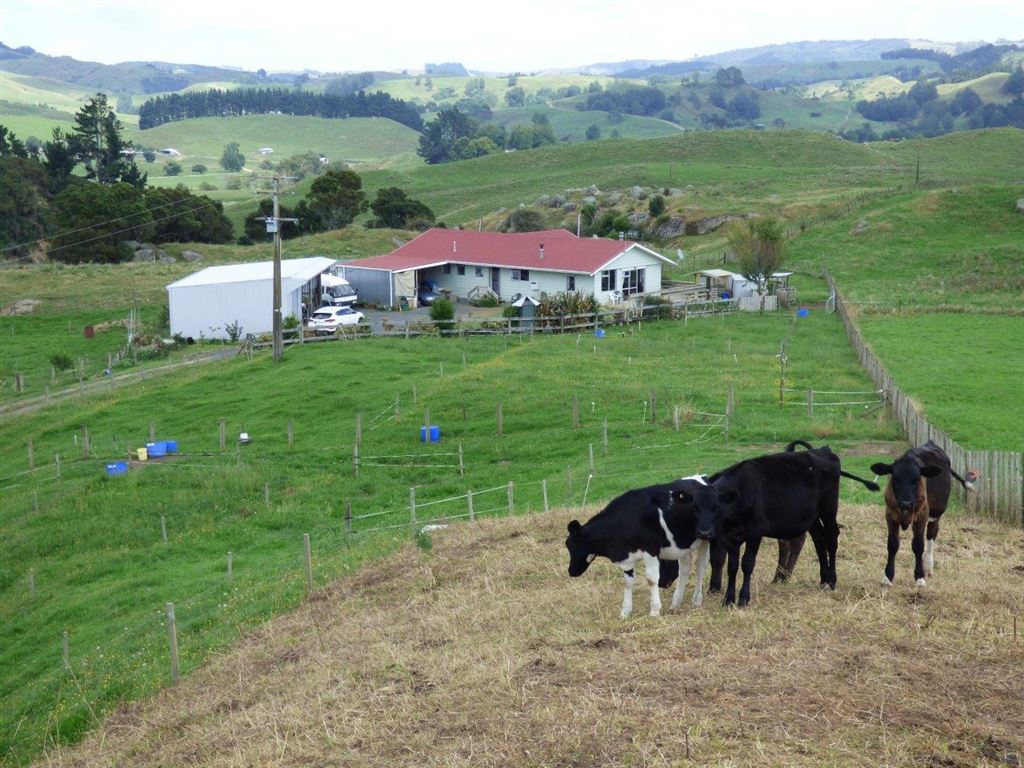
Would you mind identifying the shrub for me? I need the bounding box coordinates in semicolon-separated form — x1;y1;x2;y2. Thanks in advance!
225;176;242;190
191;164;207;174
429;298;455;330
648;195;666;217
224;319;244;341
164;161;181;176
48;352;74;371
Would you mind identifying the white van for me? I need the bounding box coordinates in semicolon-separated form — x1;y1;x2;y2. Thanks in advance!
320;273;358;307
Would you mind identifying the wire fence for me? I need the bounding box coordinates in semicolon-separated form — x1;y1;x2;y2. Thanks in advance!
825;270;1023;525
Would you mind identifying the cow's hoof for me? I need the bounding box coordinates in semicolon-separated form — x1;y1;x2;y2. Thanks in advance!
649;609;661;618
707;587;721;595
882;576;892;587
691;596;704;608
620;611;631;620
915;578;927;587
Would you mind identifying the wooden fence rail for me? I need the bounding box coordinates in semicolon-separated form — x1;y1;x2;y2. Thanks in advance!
826;271;1023;526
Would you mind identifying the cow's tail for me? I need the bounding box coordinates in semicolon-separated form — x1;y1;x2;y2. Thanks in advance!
950;468;976;491
786;439;816;452
840;469;881;492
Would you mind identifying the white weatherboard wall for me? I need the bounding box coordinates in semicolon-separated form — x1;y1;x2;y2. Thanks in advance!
591;246;665;303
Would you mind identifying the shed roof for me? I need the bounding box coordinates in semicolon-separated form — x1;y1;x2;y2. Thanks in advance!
167;257;336;292
342;228;672;276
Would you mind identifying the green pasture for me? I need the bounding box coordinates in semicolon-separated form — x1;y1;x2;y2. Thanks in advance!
857;313;1023;450
370;73;623;106
490;103;682;141
125;115;422;167
0;309;902;763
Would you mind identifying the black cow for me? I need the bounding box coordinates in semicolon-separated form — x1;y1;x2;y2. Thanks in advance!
683;445;879;607
871;440;974;587
565;476;710;618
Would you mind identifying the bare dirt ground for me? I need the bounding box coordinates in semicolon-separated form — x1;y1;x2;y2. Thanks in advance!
42;504;1024;768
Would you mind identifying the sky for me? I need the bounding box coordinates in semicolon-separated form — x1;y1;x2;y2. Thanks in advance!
1;0;1022;73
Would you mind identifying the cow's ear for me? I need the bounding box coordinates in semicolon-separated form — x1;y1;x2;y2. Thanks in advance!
870;462;892;476
719;488;740;505
567;520;582;535
920;465;943;478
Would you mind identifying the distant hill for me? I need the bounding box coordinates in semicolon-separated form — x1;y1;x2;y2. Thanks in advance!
616;60;718;79
0;41;272;93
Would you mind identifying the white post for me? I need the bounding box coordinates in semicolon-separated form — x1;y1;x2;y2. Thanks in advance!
166;603;180;685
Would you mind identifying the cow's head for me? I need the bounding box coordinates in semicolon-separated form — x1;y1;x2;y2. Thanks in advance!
565;520;595;577
871;458;942;512
671;483;739;541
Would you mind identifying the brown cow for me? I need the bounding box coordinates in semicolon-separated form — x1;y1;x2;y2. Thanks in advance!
871;440;973;587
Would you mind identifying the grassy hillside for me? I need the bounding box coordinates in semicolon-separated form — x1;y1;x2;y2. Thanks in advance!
369;73;622;105
40;508;1024;767
492;103;681;141
0;311;902;763
126;114;422;167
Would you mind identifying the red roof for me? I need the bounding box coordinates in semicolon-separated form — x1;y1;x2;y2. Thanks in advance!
343;228;666;275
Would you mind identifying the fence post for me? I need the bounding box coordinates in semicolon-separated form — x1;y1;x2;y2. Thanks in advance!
149;422;156;442
727;384;735;419
589;444;595;472
264;482;270;507
166;603;180;685
288;419;294;447
353;444;359;477
345;501;353;535
81;426;90;459
542;479;549;513
15;372;24;393
219;418;226;451
55;453;61;481
807;388;814;418
303;533;313;593
409;487;417;537
424;408;430;440
649;390;657;424
395;394;401;422
227;551;233;583
507;482;514;517
496;403;503;437
27;440;34;470
62;630;70;671
467;489;475;522
572;394;580;429
458;442;465;477
673;405;680;431
161;515;168;544
567;466;573;500
355;413;362;447
603;418;608;454
33;492;38;513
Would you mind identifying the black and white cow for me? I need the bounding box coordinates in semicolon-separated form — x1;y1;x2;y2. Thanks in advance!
687;446;880;607
871;440;975;587
565;476;711;618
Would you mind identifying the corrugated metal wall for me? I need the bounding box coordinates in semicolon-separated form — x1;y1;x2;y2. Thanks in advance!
168;280;305;340
343;268;396;307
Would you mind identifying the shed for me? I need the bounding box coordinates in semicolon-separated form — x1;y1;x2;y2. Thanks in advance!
167;257;336;339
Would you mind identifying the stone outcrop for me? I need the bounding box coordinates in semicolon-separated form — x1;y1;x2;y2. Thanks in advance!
685;214;734;235
652;216;686;240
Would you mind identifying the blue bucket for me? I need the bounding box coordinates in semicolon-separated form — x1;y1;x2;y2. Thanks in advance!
797;308;810;318
594;328;605;338
106;461;128;476
164;440;178;454
420;425;441;443
146;441;167;458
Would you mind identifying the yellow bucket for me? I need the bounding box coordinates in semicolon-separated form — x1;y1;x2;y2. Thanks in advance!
137;447;148;461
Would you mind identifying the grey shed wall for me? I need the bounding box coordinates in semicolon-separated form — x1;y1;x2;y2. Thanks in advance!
342;267;395;307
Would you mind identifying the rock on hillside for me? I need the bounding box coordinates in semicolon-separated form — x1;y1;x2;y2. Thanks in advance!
53;506;1024;768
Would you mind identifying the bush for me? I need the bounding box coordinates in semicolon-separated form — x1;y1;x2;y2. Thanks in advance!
225;176;242;190
199;181;217;191
164;161;181;176
648;195;666;217
48;352;74;371
429;298;455;330
191;164;207;174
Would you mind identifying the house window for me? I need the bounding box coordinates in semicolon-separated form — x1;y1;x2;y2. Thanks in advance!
443;264;451;274
511;269;530;281
600;269;616;292
621;268;646;296
475;266;483;277
457;264;465;276
566;275;576;291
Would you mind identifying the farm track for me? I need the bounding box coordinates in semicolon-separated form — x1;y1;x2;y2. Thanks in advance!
45;505;1024;768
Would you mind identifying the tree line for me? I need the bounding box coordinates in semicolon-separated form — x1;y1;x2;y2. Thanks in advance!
138;88;424;132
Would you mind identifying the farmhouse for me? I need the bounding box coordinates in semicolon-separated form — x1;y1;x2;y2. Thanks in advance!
340;228;674;308
258;147;274;155
166;257;335;340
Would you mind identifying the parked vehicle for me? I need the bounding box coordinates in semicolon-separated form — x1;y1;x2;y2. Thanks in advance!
307;306;365;334
417;285;441;305
320;273;358;306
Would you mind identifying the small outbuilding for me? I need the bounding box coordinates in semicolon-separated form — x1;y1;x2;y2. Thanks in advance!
167;257;336;339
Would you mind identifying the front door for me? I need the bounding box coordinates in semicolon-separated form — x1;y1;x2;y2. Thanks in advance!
491;267;500;297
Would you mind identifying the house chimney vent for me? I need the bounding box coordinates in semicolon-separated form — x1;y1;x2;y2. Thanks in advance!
453;240;457;253
539;243;544;260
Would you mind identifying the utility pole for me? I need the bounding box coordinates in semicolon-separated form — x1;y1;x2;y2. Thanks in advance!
263;176;298;363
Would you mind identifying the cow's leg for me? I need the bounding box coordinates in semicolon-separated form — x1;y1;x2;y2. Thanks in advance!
670;551;692;611
774;534;806;583
883;518;899;586
708;541;726;594
738;537;762;607
691;539;710;607
807;521;830;587
641;553;662;617
925;517;940;578
822;517;840;589
620;568;635;618
912;518;927;587
723;544;741;607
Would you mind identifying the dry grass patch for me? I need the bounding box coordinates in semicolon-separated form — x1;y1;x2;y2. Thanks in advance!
43;505;1024;768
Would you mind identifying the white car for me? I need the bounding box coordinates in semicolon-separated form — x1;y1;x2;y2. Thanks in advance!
307;306;365;334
